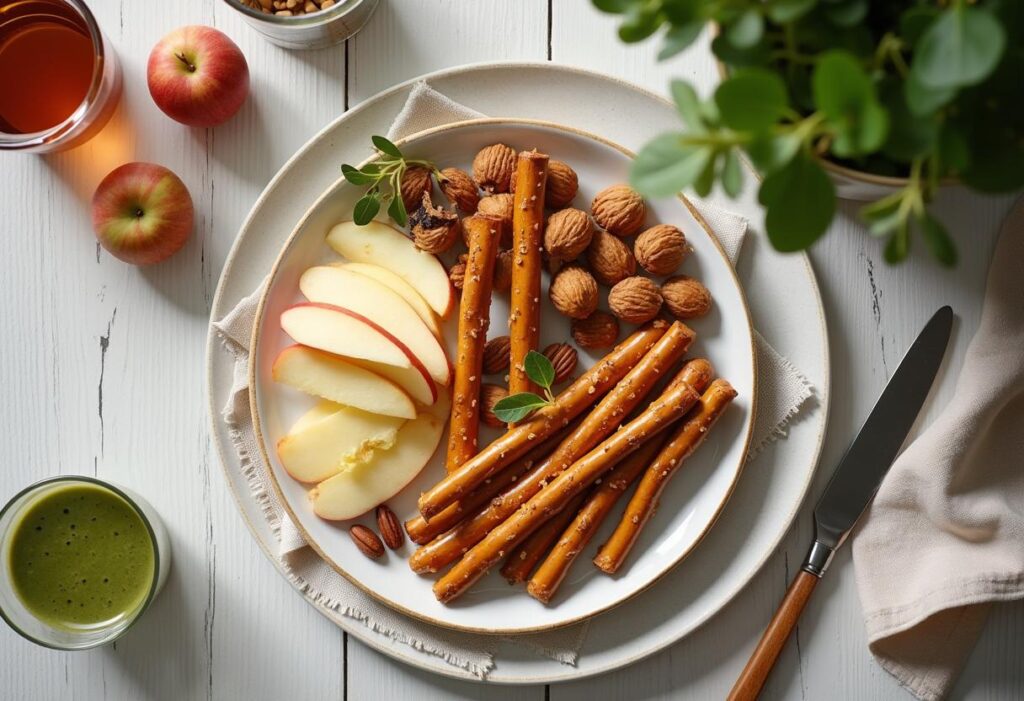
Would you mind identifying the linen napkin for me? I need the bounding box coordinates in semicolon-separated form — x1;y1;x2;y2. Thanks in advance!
212;82;814;678
853;196;1024;701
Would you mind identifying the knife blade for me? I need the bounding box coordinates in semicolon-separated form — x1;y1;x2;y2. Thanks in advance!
728;306;953;701
803;304;953;576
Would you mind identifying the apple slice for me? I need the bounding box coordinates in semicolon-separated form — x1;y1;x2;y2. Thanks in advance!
290;399;338;434
326;220;455;319
335;262;442;339
299;266;450;386
272;345;416;420
310;390;450;520
277;403;405;484
346;358;436;407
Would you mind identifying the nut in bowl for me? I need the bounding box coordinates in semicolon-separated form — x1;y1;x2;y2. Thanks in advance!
249;118;755;634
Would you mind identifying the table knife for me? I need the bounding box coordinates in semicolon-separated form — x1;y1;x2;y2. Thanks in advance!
728;305;953;701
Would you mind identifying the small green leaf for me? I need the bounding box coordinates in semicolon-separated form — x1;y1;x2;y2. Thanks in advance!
387;194;408;227
904;71;956;117
715;69;788;132
694;154;716;197
342;164;378;186
359;163;384;176
658;21;704;60
746;133;800;173
726;9;763;49
523;350;555;390
920;214;957;267
721;150;744;197
592;0;634;14
899;6;939;47
812;51;888;157
912;6;1006;90
669;80;705;132
492;393;550;423
618;2;662;43
824;0;867;28
937;125;970;173
759;154;835;252
371;135;402;158
631;133;714;197
884;220;910;264
767;0;816;24
353;194;380;225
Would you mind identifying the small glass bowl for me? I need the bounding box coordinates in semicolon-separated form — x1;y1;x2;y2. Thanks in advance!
223;0;378;50
0;476;170;650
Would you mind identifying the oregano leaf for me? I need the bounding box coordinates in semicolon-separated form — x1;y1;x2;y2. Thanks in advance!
524;350;555;390
353;194;380;225
492;393;550;423
371;135;402;158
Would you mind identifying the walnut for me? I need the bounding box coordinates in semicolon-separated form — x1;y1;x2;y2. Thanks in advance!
400;166;432;212
662;275;712;319
608;276;663;325
483;335;511;375
571;311;620;349
438;167;479;213
493;249;513;293
545;160;579;208
544;208;593;261
448;260;466;291
634;224;687;276
586;228;637;286
472;143;516;193
410;193;459;253
480;383;509;428
591;184;646;237
549;265;599;320
477;194;514;246
543;342;578;384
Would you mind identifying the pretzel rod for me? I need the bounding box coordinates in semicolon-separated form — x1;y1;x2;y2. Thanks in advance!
527;359;715;603
444;215;502;474
500;492;586;584
594;379;738;575
508;150;549;398
409;322;693;573
416;322;668;519
433;381;700;603
405;426;573;545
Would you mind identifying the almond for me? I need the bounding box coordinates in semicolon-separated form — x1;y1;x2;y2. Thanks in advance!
376;504;405;550
608;276;663;325
591;184;645;237
634;224;687;276
571;311;620;349
400;166;432;212
349;524;385;559
587;228;637;286
472;143;517;193
480;383;508;428
438;167;480;213
483;335;511;374
543;343;578;384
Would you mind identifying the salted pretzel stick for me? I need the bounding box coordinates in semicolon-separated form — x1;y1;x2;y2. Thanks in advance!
444;215;502;474
417;322;668;519
594;379;738;575
409;322;694;573
434;380;700;603
508;150;549;398
406;426;573;545
527;359;715;603
500;492;586;584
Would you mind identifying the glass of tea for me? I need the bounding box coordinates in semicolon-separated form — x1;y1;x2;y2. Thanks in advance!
0;476;170;649
0;0;121;153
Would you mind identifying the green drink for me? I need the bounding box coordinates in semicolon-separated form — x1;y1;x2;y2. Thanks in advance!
0;477;168;649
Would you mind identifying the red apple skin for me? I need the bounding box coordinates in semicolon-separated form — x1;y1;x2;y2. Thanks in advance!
147;26;249;128
91;162;194;265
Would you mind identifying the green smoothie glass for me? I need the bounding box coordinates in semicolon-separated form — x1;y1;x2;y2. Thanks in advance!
0;476;170;649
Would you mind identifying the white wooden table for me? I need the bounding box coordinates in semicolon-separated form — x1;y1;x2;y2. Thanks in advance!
2;1;1021;699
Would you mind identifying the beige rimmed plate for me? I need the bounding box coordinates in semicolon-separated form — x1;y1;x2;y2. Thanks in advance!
248;118;756;635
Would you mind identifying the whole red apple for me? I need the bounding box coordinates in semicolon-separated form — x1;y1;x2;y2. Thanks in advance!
91;162;194;265
147;26;249;128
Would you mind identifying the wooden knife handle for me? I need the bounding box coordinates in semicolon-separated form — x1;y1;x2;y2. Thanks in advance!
727;570;819;701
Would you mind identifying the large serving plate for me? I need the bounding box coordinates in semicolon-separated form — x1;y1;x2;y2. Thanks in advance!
248;119;756;634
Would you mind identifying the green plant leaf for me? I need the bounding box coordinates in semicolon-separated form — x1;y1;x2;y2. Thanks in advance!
619;2;662;42
492;393;550;423
342;164;378;186
715;69;788;132
670;80;706;132
593;0;634;14
937;125;970;173
353;193;380;225
899;6;939;47
767;0;816;24
631;133;714;197
371;135;402;158
746;132;801;173
726;9;763;49
904;71;956;117
387;193;408;227
912;6;1006;90
812;51;888;157
721;150;744;197
694;153;717;197
523;350;555;390
359;163;384;176
884;219;910;264
920;214;957;267
661;0;701;25
659;20;704;60
758;154;835;251
824;0;867;28
879;78;936;163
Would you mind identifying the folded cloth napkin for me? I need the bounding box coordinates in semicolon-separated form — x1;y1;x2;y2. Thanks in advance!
853;196;1024;701
212;82;814;678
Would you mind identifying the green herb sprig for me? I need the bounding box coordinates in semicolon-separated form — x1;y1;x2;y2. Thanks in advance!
491;351;557;423
595;0;1024;266
341;135;442;228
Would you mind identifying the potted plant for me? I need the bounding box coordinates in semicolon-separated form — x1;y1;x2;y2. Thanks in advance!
594;0;1023;265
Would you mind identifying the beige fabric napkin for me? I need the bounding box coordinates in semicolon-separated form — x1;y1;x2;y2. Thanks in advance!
853;196;1024;700
211;82;814;678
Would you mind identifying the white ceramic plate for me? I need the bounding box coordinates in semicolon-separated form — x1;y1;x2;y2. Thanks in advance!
248;119;756;634
206;61;828;682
